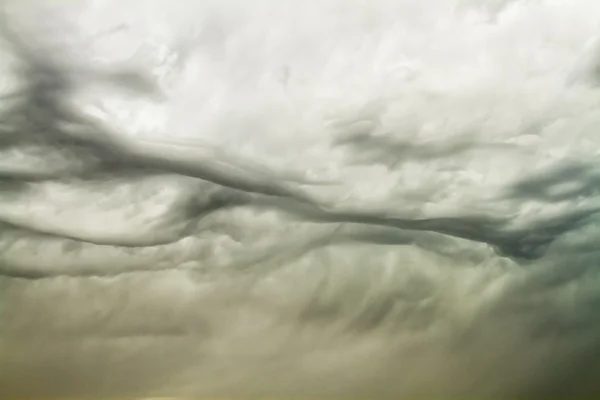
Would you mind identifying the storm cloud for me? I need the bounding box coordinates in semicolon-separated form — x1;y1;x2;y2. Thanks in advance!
1;0;600;398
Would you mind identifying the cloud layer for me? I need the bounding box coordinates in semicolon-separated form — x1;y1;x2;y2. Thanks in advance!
1;0;600;398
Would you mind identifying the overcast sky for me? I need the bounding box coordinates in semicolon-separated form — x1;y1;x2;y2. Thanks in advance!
1;0;600;398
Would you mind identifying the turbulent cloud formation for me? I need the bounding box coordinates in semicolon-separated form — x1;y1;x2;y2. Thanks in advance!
1;0;600;398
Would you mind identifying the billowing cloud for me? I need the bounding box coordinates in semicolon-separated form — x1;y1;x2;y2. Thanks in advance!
1;0;600;398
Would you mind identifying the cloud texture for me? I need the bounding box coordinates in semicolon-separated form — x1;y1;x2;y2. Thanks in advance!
1;0;600;398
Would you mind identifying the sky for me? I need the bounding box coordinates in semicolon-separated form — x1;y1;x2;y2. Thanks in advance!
1;0;600;398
